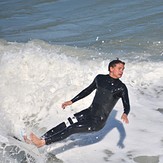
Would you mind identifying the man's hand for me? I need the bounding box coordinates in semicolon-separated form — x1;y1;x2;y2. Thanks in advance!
121;113;129;124
62;100;73;109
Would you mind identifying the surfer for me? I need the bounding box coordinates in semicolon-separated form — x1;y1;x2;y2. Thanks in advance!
29;59;130;148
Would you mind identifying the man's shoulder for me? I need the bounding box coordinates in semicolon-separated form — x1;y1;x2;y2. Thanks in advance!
118;79;128;89
96;74;108;78
94;74;107;80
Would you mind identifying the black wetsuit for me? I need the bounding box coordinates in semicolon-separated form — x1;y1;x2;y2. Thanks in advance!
42;74;130;145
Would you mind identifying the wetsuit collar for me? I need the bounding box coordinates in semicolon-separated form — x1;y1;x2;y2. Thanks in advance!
108;74;119;80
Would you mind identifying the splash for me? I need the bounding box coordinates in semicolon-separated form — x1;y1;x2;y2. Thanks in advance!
0;40;163;162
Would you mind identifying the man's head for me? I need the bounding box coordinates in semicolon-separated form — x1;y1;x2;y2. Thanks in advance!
108;59;125;79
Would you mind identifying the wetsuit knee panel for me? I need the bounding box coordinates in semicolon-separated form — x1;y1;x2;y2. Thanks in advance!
65;117;78;126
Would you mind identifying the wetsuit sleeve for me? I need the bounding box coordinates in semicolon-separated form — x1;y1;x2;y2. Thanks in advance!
71;76;97;103
121;84;130;115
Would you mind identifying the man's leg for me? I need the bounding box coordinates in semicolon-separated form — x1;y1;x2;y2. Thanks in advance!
41;122;66;139
30;109;93;147
30;122;67;147
30;119;92;147
44;120;92;145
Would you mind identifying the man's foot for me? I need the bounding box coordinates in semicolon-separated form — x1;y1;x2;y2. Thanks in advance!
23;135;32;144
30;133;45;148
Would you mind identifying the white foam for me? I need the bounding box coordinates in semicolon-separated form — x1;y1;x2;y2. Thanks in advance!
0;40;163;162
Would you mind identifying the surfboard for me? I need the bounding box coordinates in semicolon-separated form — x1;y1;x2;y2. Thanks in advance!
0;134;9;143
0;134;63;162
7;135;43;158
0;134;45;162
9;136;63;162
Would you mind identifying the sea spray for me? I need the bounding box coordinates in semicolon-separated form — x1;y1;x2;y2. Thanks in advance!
0;40;163;162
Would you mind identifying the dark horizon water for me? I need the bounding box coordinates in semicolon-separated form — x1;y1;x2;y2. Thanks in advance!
0;0;163;57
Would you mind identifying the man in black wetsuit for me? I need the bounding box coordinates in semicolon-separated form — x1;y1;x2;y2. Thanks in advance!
30;59;130;148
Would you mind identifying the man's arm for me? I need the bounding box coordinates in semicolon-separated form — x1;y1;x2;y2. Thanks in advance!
62;76;97;109
121;84;130;115
121;84;130;123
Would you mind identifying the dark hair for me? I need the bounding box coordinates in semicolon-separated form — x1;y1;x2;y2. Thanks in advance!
108;58;125;71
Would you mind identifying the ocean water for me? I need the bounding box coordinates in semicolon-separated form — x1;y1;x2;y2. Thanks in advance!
0;0;163;163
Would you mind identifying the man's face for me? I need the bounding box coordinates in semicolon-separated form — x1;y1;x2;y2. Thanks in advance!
110;63;125;79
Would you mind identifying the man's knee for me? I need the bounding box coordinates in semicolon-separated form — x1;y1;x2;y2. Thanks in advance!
65;116;78;126
91;123;105;132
